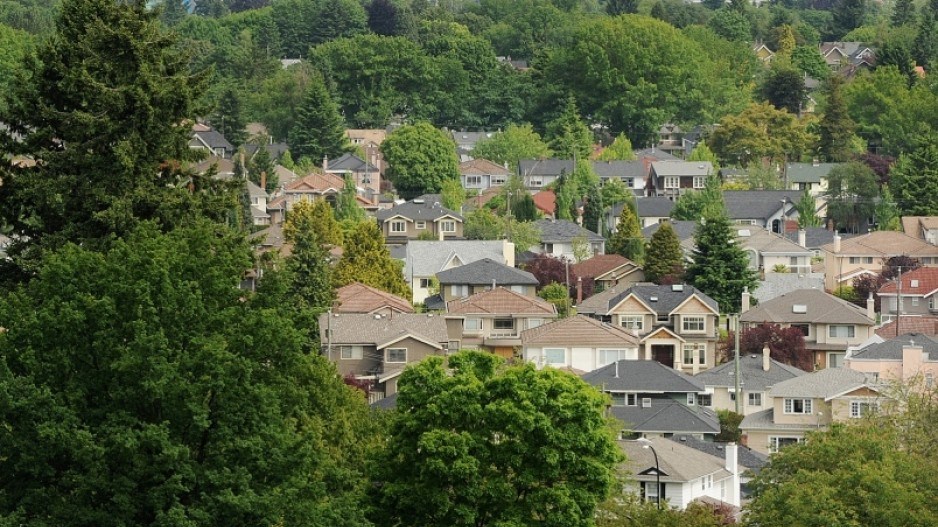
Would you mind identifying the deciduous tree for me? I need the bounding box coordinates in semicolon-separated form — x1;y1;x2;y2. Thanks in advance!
739;323;812;371
381;121;460;199
597;133;636;161
333;220;411;298
471;123;552;172
824;161;879;233
761;63;808;115
283;198;343;247
708;102;815;166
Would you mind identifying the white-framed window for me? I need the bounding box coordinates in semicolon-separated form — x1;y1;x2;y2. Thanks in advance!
664;176;680;189
829;325;855;338
491;175;507;186
850;401;875;418
642;397;651;408
542;243;554;253
544;348;565;365
849;257;858;264
415;220;426;230
683;345;696;365
619;315;644;331
769;436;802;453
493;318;514;330
682;316;705;333
339;345;363;360
828;352;845;368
699;394;712;406
791;323;810;336
912;297;920;306
611;393;638;406
687;393;696;405
464;318;482;331
386;348;407;363
451;284;469;297
599;349;628;366
930;296;937;310
748;392;762;407
527;318;544;329
440;220;457;233
510;285;526;294
530;178;543;187
784;398;813;414
419;278;432;288
623;177;635;187
693;176;706;188
466;175;482;186
390;220;406;233
644;481;661;503
682;343;706;366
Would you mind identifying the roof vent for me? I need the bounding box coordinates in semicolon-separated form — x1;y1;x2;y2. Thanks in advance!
373;314;382;319
413;199;425;204
672;284;684;292
793;304;807;314
650;296;658;302
737;229;751;237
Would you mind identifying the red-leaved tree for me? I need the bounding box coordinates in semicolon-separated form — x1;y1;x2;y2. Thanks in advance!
523;253;594;300
722;323;812;371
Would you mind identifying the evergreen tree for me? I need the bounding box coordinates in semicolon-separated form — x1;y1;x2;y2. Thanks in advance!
607;203;644;264
554;171;578;221
606;0;639;15
818;75;857;162
512;194;540;222
334;221;411;298
596;133;636;161
249;144;278;193
650;1;666;21
601;178;633;211
279;150;295;170
440;178;466;212
160;0;187;26
644;222;685;284
545;96;593;161
824;162;879;232
583;184;604;235
285;226;336;350
892;0;916;26
832;0;869;38
794;187;821;228
914;12;938;68
875;184;902;231
284;199;344;247
209;85;248;148
288;75;349;165
366;0;401;36
891;137;938;216
686;211;758;313
335;175;365;223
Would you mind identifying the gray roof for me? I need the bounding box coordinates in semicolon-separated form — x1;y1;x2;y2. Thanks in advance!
634;147;681;161
785;162;841;184
582;360;706;393
723;190;802;221
246;180;268;199
693;353;808;392
621;438;731;483
327;152;378;172
244;142;289;160
451;130;496;148
736;227;813;256
768;367;876;399
609;400;721;435
402;240;510;279
651;161;713;177
192;129;233;151
635;197;676;218
591;160;646;178
370;393;399;410
641;220;697;242
753;273;825;304
740;288;873;325
578;283;719;316
318;312;448;346
518;158;575;177
376;197;463;222
849;333;938;361
667;436;768;473
435;258;538;286
534;219;604;243
784;228;855;250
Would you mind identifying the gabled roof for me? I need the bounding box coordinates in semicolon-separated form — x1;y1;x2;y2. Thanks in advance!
723;190;802;221
190;127;233;151
622;438;728;483
878;267;938;297
768;367;877;400
636;197;676;218
459;158;511;176
451;130;496;147
610;401;721;436
284;172;345;193
785;162;841;183
849;333;938;361
534;219;604;243
633;147;681;161
641;220;697;243
246;180;267;199
784;228;854;250
317;312;448;347
901;216;938;239
581;284;719;316
521;315;639;347
192;155;235;176
651;161;713;177
740;288;873;325
754;273;825;304
736;227;812;256
244;142;289;160
591;160;646;178
693;353;807;392
518;158;574;177
821;231;938;257
876;316;938;338
446;287;556;315
435;258;538;285
345;128;387;146
403;240;510;278
668;436;768;473
326;152;377;172
376;198;464;222
572;254;638;280
335;282;415;314
582;360;704;392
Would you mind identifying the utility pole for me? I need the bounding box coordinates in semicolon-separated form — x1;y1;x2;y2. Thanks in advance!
896;266;902;337
734;314;741;415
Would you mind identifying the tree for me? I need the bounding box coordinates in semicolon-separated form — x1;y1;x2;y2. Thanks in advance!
270;0;367;57
607;202;644;264
644;222;685;284
708;7;752;42
875;184;902;231
601;178;634;212
583;185;605;236
554;171;578;221
545;95;593;161
791;45;832;80
440;177;466;212
283;198;343;247
606;0;639;15
288;74;349;166
794;187;821;228
761;63;808;115
472;123;552;172
892;0;916;27
686;212;758;313
539;281;573;316
824;161;879;233
381;122;460;200
671;175;724;221
525;253;572;289
832;0;869;38
334;221;411;298
597;495;734;527
708;102;815;166
209;85;248;148
597;133;636;161
0;222;374;525
335;175;366;223
249;144;279;193
370;351;622;527
739;323;812;370
366;0;403;36
465;208;507;240
505;221;542;255
282;221;336;350
818;74;857;162
716;409;744;442
891;138;938;216
513;194;540;222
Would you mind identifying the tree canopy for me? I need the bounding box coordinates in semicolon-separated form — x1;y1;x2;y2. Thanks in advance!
381;121;460;200
471;123;552;172
686;211;758;313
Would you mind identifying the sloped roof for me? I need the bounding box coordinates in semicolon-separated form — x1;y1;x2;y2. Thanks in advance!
723;190;801;221
446;287;556;315
633;147;681;161
459;158;511;175
667;436;768;473
246;180;267;199
754;273;825;303
849;333;938;360
335;282;415;314
192;156;235;176
327;152;377;172
651;161;713;177
636;197;676;218
534;219;604;242
532;190;556;215
784;228;854;250
876;316;938;338
318;312;448;346
878;267;938;296
579;284;719;316
284;172;345;193
785;162;841;183
582;360;704;392
436;258;538;285
591;160;646;178
244;142;289;160
518;158;574;177
740;288;873;325
694;352;808;392
403;240;509;279
769;367;877;399
345;128;387;146
610;401;721;436
641;220;697;243
739;408;810;431
376;198;463;222
821;231;938;257
901;216;938;239
522;315;639;347
621;437;731;483
736;227;812;256
191;128;233;150
572;254;637;280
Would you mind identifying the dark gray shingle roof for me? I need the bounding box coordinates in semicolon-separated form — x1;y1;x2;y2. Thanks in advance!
534;219;604;242
723;190;802;221
584;284;719;316
850;333;938;360
435;258;538;286
518;158;575;177
693;353;808;392
376;197;463;222
609;400;720;435
641;220;697;242
582;360;706;393
667;435;768;473
591;160;646;178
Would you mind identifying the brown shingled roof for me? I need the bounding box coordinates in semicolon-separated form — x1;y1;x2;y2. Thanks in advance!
335;282;414;314
285;172;345;192
459;158;511;175
521;314;639;347
571;254;637;280
821;231;938;257
445;287;556;315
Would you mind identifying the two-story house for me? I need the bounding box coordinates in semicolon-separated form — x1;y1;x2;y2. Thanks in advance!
577;284;721;373
400;239;515;304
819;42;876;70
376;195;465;243
821;231;938;291
607;197;675;232
446;287;557;358
740;367;882;455
428;258;539;310
785;161;841;196
648;161;713;199
246;180;270;226
345;128;386;176
877;267;938;322
740;288;876;370
531;219;605;260
517;159;574;190
189;123;234;158
522;315;640;372
723;190;802;233
693;346;808;416
846;333;938;387
592;160;647;196
451;130;497;162
736;227;814;275
582;360;720;438
572;254;645;293
324;152;381;205
335;282;414;316
459;158;511;193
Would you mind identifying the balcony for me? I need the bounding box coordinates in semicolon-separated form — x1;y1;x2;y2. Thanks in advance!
484;331;521;347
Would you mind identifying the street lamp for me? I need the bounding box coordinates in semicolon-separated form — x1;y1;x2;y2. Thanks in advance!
637;437;661;509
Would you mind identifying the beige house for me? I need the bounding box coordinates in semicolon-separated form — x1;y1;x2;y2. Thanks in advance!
522;315;640;373
376;195;464;242
334;282;414;316
401;240;515;304
571;254;645;294
902;216;938;245
821;231;938;291
846;333;938;388
693;347;808;416
445;287;557;358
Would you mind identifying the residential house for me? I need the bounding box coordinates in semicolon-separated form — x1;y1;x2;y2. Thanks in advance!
577;284;721;373
192;155;235;178
819;42;876;70
901;216;938;245
400;239;515;304
445;287;557;358
877;267;938;322
531;219;605;260
345;128;386;175
376;195;464;243
739;288;876;369
785;161;841;196
634;147;682;163
667;435;767;500
243;140;289;163
845;333;938;387
740;367;883;455
876;316;938;339
592;160;647;196
532;189;556;218
619;438;741;509
656;124;687;158
459;158;511;193
517;158;574;190
451;130;497;162
280;171;346;211
785;227;853;257
189;123;233;158
752;42;775;63
247;181;270;226
522;315;640;372
572;254;645;293
608;197;675;232
754;273;826;304
648;161;714;199
319;312;450;401
821;231;938;291
735;226;814;275
429;258;539;310
581;360;720;438
723;190;802;233
324;152;381;205
693;346;808;416
334;282;415;316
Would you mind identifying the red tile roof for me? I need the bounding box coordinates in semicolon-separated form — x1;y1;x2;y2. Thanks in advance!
878;267;938;296
533;190;556;215
446;287;556;315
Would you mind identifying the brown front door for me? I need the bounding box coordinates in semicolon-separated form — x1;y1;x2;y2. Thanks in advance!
651;345;674;367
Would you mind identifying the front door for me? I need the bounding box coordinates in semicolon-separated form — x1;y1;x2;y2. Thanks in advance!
651;345;674;368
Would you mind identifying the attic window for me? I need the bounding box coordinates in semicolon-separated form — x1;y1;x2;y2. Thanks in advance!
672;284;684;292
650;296;658;302
642;398;652;408
792;304;807;314
911;280;920;288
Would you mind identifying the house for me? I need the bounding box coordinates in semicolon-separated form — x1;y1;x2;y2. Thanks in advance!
723;190;802;233
735;226;814;275
608;197;675;232
752;42;775;63
784;227;853;257
400;239;515;304
189;123;233;158
619;438;741;509
243;141;289;163
572;254;644;293
634;147;682;163
376;195;464;243
319;312;450;402
592;160;647;196
192;155;235;178
656;124;686;158
324;153;381;205
522;315;640;372
281;172;346;211
445;287;557;358
428;258;539;310
739;288;876;370
531;219;605;260
785;161;841;196
345;128;387;175
246;181;270;226
821;231;938;291
577;284;721;373
693;346;808;416
459;158;511;192
581;360;720;438
819;42;876;70
640;221;698;259
754;273;826;304
517;159;574;190
648;161;713;199
845;333;938;387
451;130;497;162
877;267;938;322
334;282;414;315
739;367;883;455
901;216;938;245
876;316;938;339
667;435;767;500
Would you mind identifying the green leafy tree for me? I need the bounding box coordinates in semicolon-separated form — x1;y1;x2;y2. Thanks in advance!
539;281;572;316
818;74;857;162
686;211;758;313
334;220;411;298
832;0;869;39
597;133;636;161
288;74;349;166
708;7;752;42
824;161;879;233
465;208;507;240
284;199;344;247
608;203;644;264
381;121;460;199
891;137;938;216
597;495;734;526
914;12;938;68
573;160;602;198
512;194;540;222
791;45;831;80
440;177;466;212
0;25;33;116
708;102;815;166
506;220;542;255
875;184;902;231
601;177;634;211
280;150;295;170
761;63;808;115
554;171;578;221
671;175;724;220
472;123;552;172
687;142;720;174
271;0;367;57
335;175;366;223
370;351;622;526
606;0;639;15
644;222;685;284
794;187;821;228
545;95;593;161
0;222;374;525
744;162;784;190
716;409;744;442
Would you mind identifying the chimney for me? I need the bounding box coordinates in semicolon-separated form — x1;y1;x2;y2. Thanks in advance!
866;293;875;320
812;158;820;167
577;276;583;304
614;360;619;378
762;344;771;372
833;234;841;253
322;156;328;171
741;287;750;313
725;442;741;507
260;171;267;192
798;229;807;248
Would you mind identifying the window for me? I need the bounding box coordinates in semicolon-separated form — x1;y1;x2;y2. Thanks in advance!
527;318;544;329
769;436;802;453
850;401;874;418
451;284;469;297
864;257;874;264
693;176;706;188
784;398;813;414
683;345;695;365
912;297;920;306
493;319;514;330
530;178;543;187
510;285;526;294
699;394;713;406
829;325;855;338
415;221;426;230
657;313;670;323
390;220;406;233
623;177;635;187
599;349;628;366
339;346;363;360
644;481;661;503
542;243;554;253
619;315;644;331
447;340;460;352
748;392;762;406
683;343;705;366
491;175;506;186
664;176;680;189
386;348;407;363
682;316;705;332
466;175;482;186
440;220;457;233
828;352;845;368
464;318;482;331
419;278;432;289
611;393;638;406
790;256;798;266
642;397;652;408
849;257;859;264
544;348;565;365
687;393;696;405
791;324;810;336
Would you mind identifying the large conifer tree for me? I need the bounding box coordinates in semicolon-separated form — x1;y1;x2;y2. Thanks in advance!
817;75;856;162
287;74;349;165
607;202;644;264
644;222;684;284
686;211;758;313
334;221;411;298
